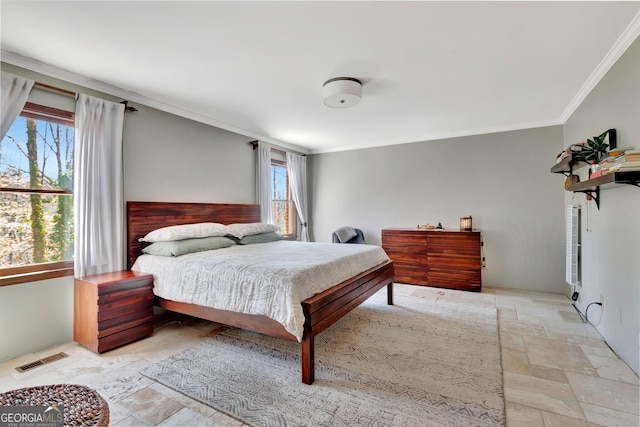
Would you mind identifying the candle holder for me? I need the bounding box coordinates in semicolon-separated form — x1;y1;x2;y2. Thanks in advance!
460;216;472;231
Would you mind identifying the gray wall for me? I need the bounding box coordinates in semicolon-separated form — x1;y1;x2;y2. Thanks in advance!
123;104;254;203
563;37;640;374
0;63;256;362
309;126;567;294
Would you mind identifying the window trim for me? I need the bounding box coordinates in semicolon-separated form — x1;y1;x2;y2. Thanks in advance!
1;102;75;285
0;260;74;287
22;102;74;127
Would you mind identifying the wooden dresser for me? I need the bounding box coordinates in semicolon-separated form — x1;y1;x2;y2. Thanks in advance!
381;228;482;292
74;270;154;353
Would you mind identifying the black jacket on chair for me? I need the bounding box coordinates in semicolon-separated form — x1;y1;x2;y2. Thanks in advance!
332;228;367;244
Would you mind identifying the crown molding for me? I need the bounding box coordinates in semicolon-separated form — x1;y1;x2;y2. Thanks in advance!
311;118;563;154
559;11;640;123
1;50;309;155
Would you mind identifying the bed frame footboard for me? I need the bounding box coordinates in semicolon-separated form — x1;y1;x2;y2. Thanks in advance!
300;260;394;384
157;260;394;385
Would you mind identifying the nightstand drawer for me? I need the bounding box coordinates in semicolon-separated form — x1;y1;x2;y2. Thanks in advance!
96;323;154;353
98;313;154;338
97;278;153;296
98;298;154;322
98;303;154;329
98;288;153;312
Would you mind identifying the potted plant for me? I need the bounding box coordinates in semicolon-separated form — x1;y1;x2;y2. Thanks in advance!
571;130;611;164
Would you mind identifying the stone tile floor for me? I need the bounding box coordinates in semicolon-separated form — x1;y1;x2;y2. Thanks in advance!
0;284;637;426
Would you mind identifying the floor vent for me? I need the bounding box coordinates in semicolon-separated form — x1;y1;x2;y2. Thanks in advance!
15;352;68;373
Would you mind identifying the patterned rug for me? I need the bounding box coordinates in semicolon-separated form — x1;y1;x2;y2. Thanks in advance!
141;291;505;426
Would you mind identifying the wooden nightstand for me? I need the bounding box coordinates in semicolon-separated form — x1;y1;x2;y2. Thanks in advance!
74;271;154;353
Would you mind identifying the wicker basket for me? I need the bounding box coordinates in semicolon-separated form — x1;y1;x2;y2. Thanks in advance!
0;384;109;426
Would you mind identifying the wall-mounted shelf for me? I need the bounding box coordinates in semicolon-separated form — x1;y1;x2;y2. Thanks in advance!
557;169;640;209
570;170;640;191
550;154;588;176
570;171;640;209
552;129;638;209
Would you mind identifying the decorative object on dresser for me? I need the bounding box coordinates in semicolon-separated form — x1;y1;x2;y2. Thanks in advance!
460;215;472;231
74;270;154;353
381;228;482;292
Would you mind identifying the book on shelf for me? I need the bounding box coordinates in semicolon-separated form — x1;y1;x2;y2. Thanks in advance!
595;155;626;171
602;147;640;161
608;146;636;157
602;161;640;174
618;162;640;171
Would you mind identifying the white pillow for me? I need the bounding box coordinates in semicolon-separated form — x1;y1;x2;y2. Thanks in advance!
226;222;279;239
139;222;231;242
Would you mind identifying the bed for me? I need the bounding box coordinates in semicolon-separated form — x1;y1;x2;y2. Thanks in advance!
127;201;394;384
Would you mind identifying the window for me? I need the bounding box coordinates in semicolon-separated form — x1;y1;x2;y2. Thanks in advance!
271;158;297;239
0;102;75;286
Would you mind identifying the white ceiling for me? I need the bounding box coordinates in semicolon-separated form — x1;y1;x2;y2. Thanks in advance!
2;1;640;154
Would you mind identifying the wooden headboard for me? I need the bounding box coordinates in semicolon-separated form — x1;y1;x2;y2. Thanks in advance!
127;201;261;268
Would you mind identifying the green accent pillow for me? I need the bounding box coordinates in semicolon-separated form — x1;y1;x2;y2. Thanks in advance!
142;236;236;257
234;232;284;245
226;222;280;239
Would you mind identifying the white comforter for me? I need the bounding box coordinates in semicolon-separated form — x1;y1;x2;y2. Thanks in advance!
132;241;389;341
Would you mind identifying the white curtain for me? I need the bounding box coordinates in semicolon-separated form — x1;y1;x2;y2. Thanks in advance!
74;94;125;277
286;152;310;242
256;141;273;223
1;72;35;139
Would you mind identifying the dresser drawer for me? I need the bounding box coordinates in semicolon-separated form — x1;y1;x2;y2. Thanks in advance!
382;230;428;246
393;266;429;286
384;252;428;265
427;254;481;268
427;266;481;290
427;233;480;255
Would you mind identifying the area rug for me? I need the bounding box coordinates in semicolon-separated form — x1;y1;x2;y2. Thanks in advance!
141;291;505;426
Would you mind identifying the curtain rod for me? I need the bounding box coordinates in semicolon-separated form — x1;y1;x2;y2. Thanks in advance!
34;82;137;112
35;82;75;97
248;140;305;156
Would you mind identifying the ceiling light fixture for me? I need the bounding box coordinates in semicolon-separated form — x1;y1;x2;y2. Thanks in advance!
322;77;362;108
